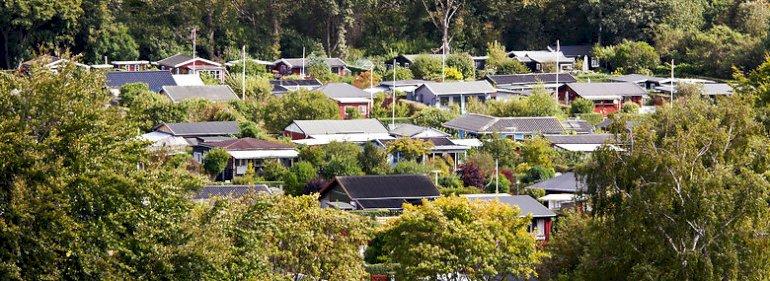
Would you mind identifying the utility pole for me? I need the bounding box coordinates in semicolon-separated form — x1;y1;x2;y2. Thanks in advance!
555;40;560;98
441;46;446;82
241;45;246;100
392;59;397;128
191;28;197;58
670;59;675;102
301;47;306;78
369;64;374;117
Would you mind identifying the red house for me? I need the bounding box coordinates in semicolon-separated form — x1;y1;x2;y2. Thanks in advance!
558;82;647;115
271;58;348;77
155;54;226;82
316;83;371;118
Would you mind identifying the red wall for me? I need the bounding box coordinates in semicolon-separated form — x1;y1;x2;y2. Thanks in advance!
284;131;307;140
337;102;370;119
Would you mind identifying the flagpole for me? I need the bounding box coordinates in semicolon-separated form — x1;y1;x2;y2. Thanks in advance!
241;45;246;100
392;59;396;128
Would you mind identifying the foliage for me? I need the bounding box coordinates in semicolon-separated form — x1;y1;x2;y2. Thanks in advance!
345;107;363;119
443;67;463;80
479;133;520;168
225;74;272;101
458;161;485;189
521;165;555;184
307;55;338;83
383;66;414;81
578;112;604;125
232;162;258;184
317;142;364;178
238;121;264;138
359;142;389;175
439;186;480;196
497;60;531;75
120;83;187;131
378;196;545;280
438;174;464;189
411;107;457;129
445;53;475;79
570;98;595;115
409;55;443;80
228;59;268;76
282;161;317;196
262;89;339;132
621;102;640;113
520;136;558;170
390;160;431;175
594;40;660;74
387;138;434;161
261;159;288;181
485;172;511;194
203;148;231;178
352;71;381;89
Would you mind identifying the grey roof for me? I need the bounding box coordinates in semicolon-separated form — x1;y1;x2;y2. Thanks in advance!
565;82;647;99
276;57;347;68
317;83;370;99
525;172;586;193
610;74;664;84
161;85;239;103
289;119;389;135
155;121;239;137
702;83;733;96
106;70;177;92
320;174;441;210
389;123;449;138
544;134;613;144
509;51;574;63
464;194;556;218
193;184;271;200
561;119;594;133
487;73;577;86
418;81;496;95
269;79;323;87
443;114;565;135
380;79;429;87
548;45;594;57
156;54;193;67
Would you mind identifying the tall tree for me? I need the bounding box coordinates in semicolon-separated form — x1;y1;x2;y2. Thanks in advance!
420;0;464;53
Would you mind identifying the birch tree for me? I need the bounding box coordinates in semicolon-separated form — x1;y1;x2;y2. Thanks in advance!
420;0;464;54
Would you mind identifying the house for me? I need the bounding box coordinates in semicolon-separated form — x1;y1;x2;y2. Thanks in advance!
544;134;615;152
508;50;575;72
172;74;205;86
443;113;565;139
316;83;372;118
389;123;449;138
386;54;442;68
547;45;598;70
20;55;90;71
148;121;240;146
374;137;471;169
610;74;665;90
270;79;323;96
284;119;393;144
111;60;151;71
193;138;298;181
561;119;594;134
161;85;239;103
486;73;577;97
525;172;587;211
378;79;428;95
319;174;441;211
558;82;647;115
155;54;225;82
471;55;488;70
464;194;557;241
411;81;497;113
225;58;274;71
106;70;177;93
271;58;348;76
654;82;733;98
193;184;272;202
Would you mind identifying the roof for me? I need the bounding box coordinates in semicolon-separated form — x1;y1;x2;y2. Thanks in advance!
417;81;496;95
321;174;441;210
193;184;271;200
275;57;347;68
201;138;294;151
487;73;577;86
161;85;239;103
155;121;239;136
525;172;586;193
389;123;449;138
561;119;594;133
547;45;594;57
317;83;371;101
156;54;222;68
464;194;556;218
610;74;664;84
565;82;647;100
270;79;323;87
380;80;429;87
398;54;443;63
106;70;177;92
545;134;614;144
172;74;205;86
287;119;389;135
443;113;565;135
702;83;733;96
509;50;574;63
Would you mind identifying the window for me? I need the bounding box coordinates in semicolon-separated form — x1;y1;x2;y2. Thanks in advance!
591;58;600;68
440;97;449;106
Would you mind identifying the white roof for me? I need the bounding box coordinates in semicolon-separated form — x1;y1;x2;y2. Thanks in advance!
334;97;371;103
539;193;579;201
112;60;150;65
449;138;483;147
172;74;205;86
140;132;189;147
228;150;299;159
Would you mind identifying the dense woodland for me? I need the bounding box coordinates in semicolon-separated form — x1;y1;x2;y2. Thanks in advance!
4;0;770;78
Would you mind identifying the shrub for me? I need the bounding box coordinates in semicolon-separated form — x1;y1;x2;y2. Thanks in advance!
570;98;595;115
203;148;230;179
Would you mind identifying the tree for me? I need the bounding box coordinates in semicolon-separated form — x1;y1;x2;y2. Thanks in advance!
228;58;268;76
225;74;272;101
497;60;531;75
378;196;545;280
570;98;595;115
479;133;520;168
345;107;362;119
307;55;338;83
352;71;381;89
238;121;264;138
283;161;317;196
412;107;457;129
443;67;463;80
620;102;639;113
390;160;431;175
383;66;414;81
420;0;464;54
569;94;770;279
525;85;562;117
594;40;660;74
520;136;558;170
387;138;434;162
203;148;230;179
319;142;364;178
262;89;339;132
359;143;389;175
445;53;475;79
410;55;443;80
261;159;288;181
458;161;485;189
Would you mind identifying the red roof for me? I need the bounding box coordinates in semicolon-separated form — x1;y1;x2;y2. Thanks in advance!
204;138;294;150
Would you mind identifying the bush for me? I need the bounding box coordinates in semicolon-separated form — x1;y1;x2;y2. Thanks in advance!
283;161;317;196
570;98;595;115
497;60;530;74
390;160;430;175
438;174;464;189
203;148;230;179
443;67;463;80
383;66;414;80
522;165;555;184
238;121;264;138
485;174;511;194
411;107;457;128
409;55;443;80
621;102;640;113
261;159;288;181
446;53;476;79
439;186;480;196
459;162;485;189
594;40;659;74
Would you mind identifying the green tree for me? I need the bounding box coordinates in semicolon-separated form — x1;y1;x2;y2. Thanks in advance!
412;107;458;128
594;40;660;74
525;85;562;117
307;55;337;83
228;58;268;76
260;159;288;181
359;142;389;175
383;66;414;80
570;98;595;115
262;89;339;132
520;136;558;170
446;53;475;79
238;121;264;138
409;55;443;80
479;133;520;168
203;148;231;179
225;74;272;101
443;67;464;80
345;107;362;119
621;101;640;113
378;196;545;280
389;160;431;175
319;142;364;178
387;138;434;162
283;161;317;196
